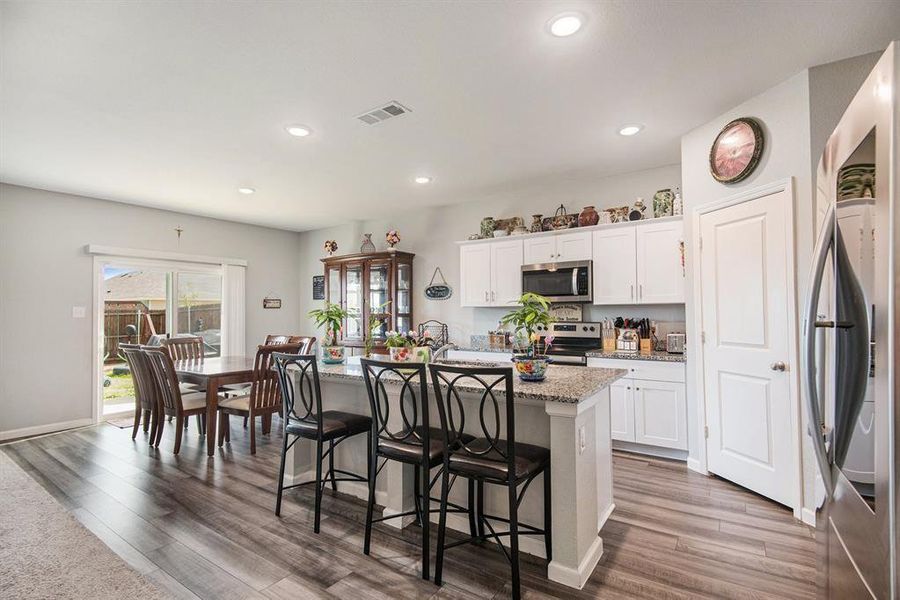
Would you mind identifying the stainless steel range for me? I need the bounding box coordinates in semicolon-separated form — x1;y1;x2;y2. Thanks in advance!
533;321;601;366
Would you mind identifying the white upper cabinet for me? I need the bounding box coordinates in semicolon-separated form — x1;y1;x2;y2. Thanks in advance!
459;243;492;306
523;231;591;264
636;220;685;303
459;239;523;307
593;219;684;305
592;227;637;304
490;239;524;305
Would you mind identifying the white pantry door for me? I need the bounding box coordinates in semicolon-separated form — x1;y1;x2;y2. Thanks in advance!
699;189;795;507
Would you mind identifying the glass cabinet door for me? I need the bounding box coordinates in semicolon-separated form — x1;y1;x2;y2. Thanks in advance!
396;262;412;333
344;264;364;341
368;261;391;341
327;267;341;306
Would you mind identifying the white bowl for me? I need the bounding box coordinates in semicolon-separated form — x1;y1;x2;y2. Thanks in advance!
492;230;509;238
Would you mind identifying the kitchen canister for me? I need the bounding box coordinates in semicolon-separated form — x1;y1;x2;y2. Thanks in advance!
653;189;674;218
480;216;496;238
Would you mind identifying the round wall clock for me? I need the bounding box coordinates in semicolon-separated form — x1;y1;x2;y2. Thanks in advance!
709;117;764;184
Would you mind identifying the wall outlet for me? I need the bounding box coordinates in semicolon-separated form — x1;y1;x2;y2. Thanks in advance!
72;306;86;319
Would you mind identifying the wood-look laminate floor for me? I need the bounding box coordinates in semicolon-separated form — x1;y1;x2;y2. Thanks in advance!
1;422;816;599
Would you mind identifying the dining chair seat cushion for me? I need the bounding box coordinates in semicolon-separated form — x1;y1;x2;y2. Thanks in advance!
181;393;209;412
285;410;371;441
218;395;251;412
378;427;475;466
448;438;550;482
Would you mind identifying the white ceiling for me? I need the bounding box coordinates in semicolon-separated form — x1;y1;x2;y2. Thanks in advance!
2;1;898;231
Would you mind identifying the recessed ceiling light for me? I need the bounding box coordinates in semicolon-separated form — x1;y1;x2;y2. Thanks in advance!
548;13;583;37
618;124;644;136
414;176;432;184
286;125;312;137
238;187;255;195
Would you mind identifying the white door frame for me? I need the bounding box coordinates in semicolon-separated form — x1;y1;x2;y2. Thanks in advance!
90;249;231;424
690;177;804;520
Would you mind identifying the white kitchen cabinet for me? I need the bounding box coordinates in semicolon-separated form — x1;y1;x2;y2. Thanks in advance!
593;219;684;305
491;239;524;304
592;227;637;303
609;380;635;442
633;379;687;450
635;220;685;303
458;239;523;307
588;357;687;452
523;231;592;264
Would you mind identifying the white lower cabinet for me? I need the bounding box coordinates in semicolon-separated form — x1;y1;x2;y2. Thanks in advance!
588;358;687;452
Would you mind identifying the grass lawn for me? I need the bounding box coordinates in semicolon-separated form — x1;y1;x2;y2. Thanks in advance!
103;364;135;408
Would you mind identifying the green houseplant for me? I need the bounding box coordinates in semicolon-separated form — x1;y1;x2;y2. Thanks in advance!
308;302;350;363
499;292;555;381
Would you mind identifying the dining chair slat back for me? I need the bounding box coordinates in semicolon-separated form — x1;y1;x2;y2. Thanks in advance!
144;346;187;414
266;335;316;354
250;343;301;412
162;336;204;361
120;343;157;442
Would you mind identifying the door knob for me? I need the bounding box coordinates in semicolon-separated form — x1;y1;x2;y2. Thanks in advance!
771;361;787;372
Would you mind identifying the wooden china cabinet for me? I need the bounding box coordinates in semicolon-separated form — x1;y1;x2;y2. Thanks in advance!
322;250;414;355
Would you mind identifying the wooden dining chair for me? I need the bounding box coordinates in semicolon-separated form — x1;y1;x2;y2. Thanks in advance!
217;343;301;454
119;343;159;444
161;335;205;360
143;346;209;454
234;336;316;427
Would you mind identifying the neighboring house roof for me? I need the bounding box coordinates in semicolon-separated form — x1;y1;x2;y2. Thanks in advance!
104;271;220;303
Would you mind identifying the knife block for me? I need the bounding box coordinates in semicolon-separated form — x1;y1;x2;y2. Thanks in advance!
639;338;652;354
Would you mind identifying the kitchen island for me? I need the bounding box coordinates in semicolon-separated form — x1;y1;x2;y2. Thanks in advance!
282;359;627;590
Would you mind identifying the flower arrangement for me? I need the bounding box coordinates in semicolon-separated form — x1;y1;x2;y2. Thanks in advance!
385;330;433;363
499;293;554;357
308;302;348;346
323;240;338;256
385;230;401;248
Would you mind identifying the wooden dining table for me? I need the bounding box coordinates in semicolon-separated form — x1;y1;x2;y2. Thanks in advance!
173;355;256;457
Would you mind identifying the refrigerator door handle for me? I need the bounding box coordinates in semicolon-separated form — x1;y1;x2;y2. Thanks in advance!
801;202;835;498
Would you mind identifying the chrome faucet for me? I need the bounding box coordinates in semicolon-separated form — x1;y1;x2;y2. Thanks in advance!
431;343;457;360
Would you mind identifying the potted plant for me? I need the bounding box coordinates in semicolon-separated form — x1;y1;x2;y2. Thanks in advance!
384;330;433;363
308;302;350;364
499;292;555;381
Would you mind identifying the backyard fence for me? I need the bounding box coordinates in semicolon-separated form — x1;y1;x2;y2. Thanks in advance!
103;301;221;362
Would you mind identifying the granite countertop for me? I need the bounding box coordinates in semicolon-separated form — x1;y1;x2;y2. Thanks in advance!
314;360;627;404
453;345;515;354
585;349;686;363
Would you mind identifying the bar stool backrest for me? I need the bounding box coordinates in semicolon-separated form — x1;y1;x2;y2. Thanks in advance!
428;364;516;479
359;358;429;452
272;353;324;433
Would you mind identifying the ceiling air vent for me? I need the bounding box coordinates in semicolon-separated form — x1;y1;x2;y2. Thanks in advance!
356;101;412;125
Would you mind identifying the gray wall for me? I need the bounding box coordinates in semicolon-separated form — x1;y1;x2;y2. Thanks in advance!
296;164;685;343
0;183;303;436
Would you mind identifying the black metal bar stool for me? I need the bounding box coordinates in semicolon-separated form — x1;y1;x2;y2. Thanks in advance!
428;363;551;600
272;353;371;533
359;358;476;581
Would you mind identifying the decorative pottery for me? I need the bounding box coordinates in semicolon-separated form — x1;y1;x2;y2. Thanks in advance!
551;204;569;229
530;214;543;233
323;240;338;256
389;346;413;362
480;217;496;238
385;229;400;249
578;206;600;227
709;117;765;183
628;198;646;221
605;206;629;223
321;345;346;364
597;210;611;224
492;229;509;238
512;355;549;382
652;189;674;218
673;189;683;216
511;226;527;235
360;233;376;253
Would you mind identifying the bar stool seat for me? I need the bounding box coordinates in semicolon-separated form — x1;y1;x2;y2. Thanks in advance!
285;410;371;440
449;439;549;481
379;427;474;465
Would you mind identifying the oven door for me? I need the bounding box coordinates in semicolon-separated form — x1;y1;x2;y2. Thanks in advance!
521;260;592;302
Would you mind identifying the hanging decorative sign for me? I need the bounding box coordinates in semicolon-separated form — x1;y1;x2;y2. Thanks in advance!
424;267;452;300
263;297;282;309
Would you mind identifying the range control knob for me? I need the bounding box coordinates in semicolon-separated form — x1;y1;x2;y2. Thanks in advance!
582;326;588;331
589;326;596;331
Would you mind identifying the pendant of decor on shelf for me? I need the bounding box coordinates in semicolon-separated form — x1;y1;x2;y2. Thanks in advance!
424;267;452;300
323;240;338;256
385;229;400;250
360;233;376;253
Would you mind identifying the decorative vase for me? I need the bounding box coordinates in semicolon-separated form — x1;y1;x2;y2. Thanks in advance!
389;346;413;362
673;188;683;216
360;233;376;253
578;206;599;227
480;217;495;239
652;189;674;218
512;355;549;382
321;345;346;364
530;214;543;233
628;198;646;221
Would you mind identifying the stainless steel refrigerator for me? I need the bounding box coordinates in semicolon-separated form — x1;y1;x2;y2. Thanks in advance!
803;42;898;598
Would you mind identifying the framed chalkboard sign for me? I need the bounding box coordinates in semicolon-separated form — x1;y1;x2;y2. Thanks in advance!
312;275;325;300
424;267;452;301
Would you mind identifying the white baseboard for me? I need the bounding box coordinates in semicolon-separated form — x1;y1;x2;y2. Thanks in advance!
686;457;707;475
598;502;616;530
613;440;689;462
0;418;94;443
801;507;817;527
547;534;604;589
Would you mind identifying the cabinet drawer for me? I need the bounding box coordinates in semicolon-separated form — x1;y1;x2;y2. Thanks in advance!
587;357;685;383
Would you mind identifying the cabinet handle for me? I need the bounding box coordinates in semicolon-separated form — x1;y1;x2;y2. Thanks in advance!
626;386;630;390
484;291;489;302
491;291;495;302
635;387;640;391
639;284;643;300
630;284;634;300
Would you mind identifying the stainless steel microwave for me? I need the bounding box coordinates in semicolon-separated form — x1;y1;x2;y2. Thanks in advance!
521;260;592;303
